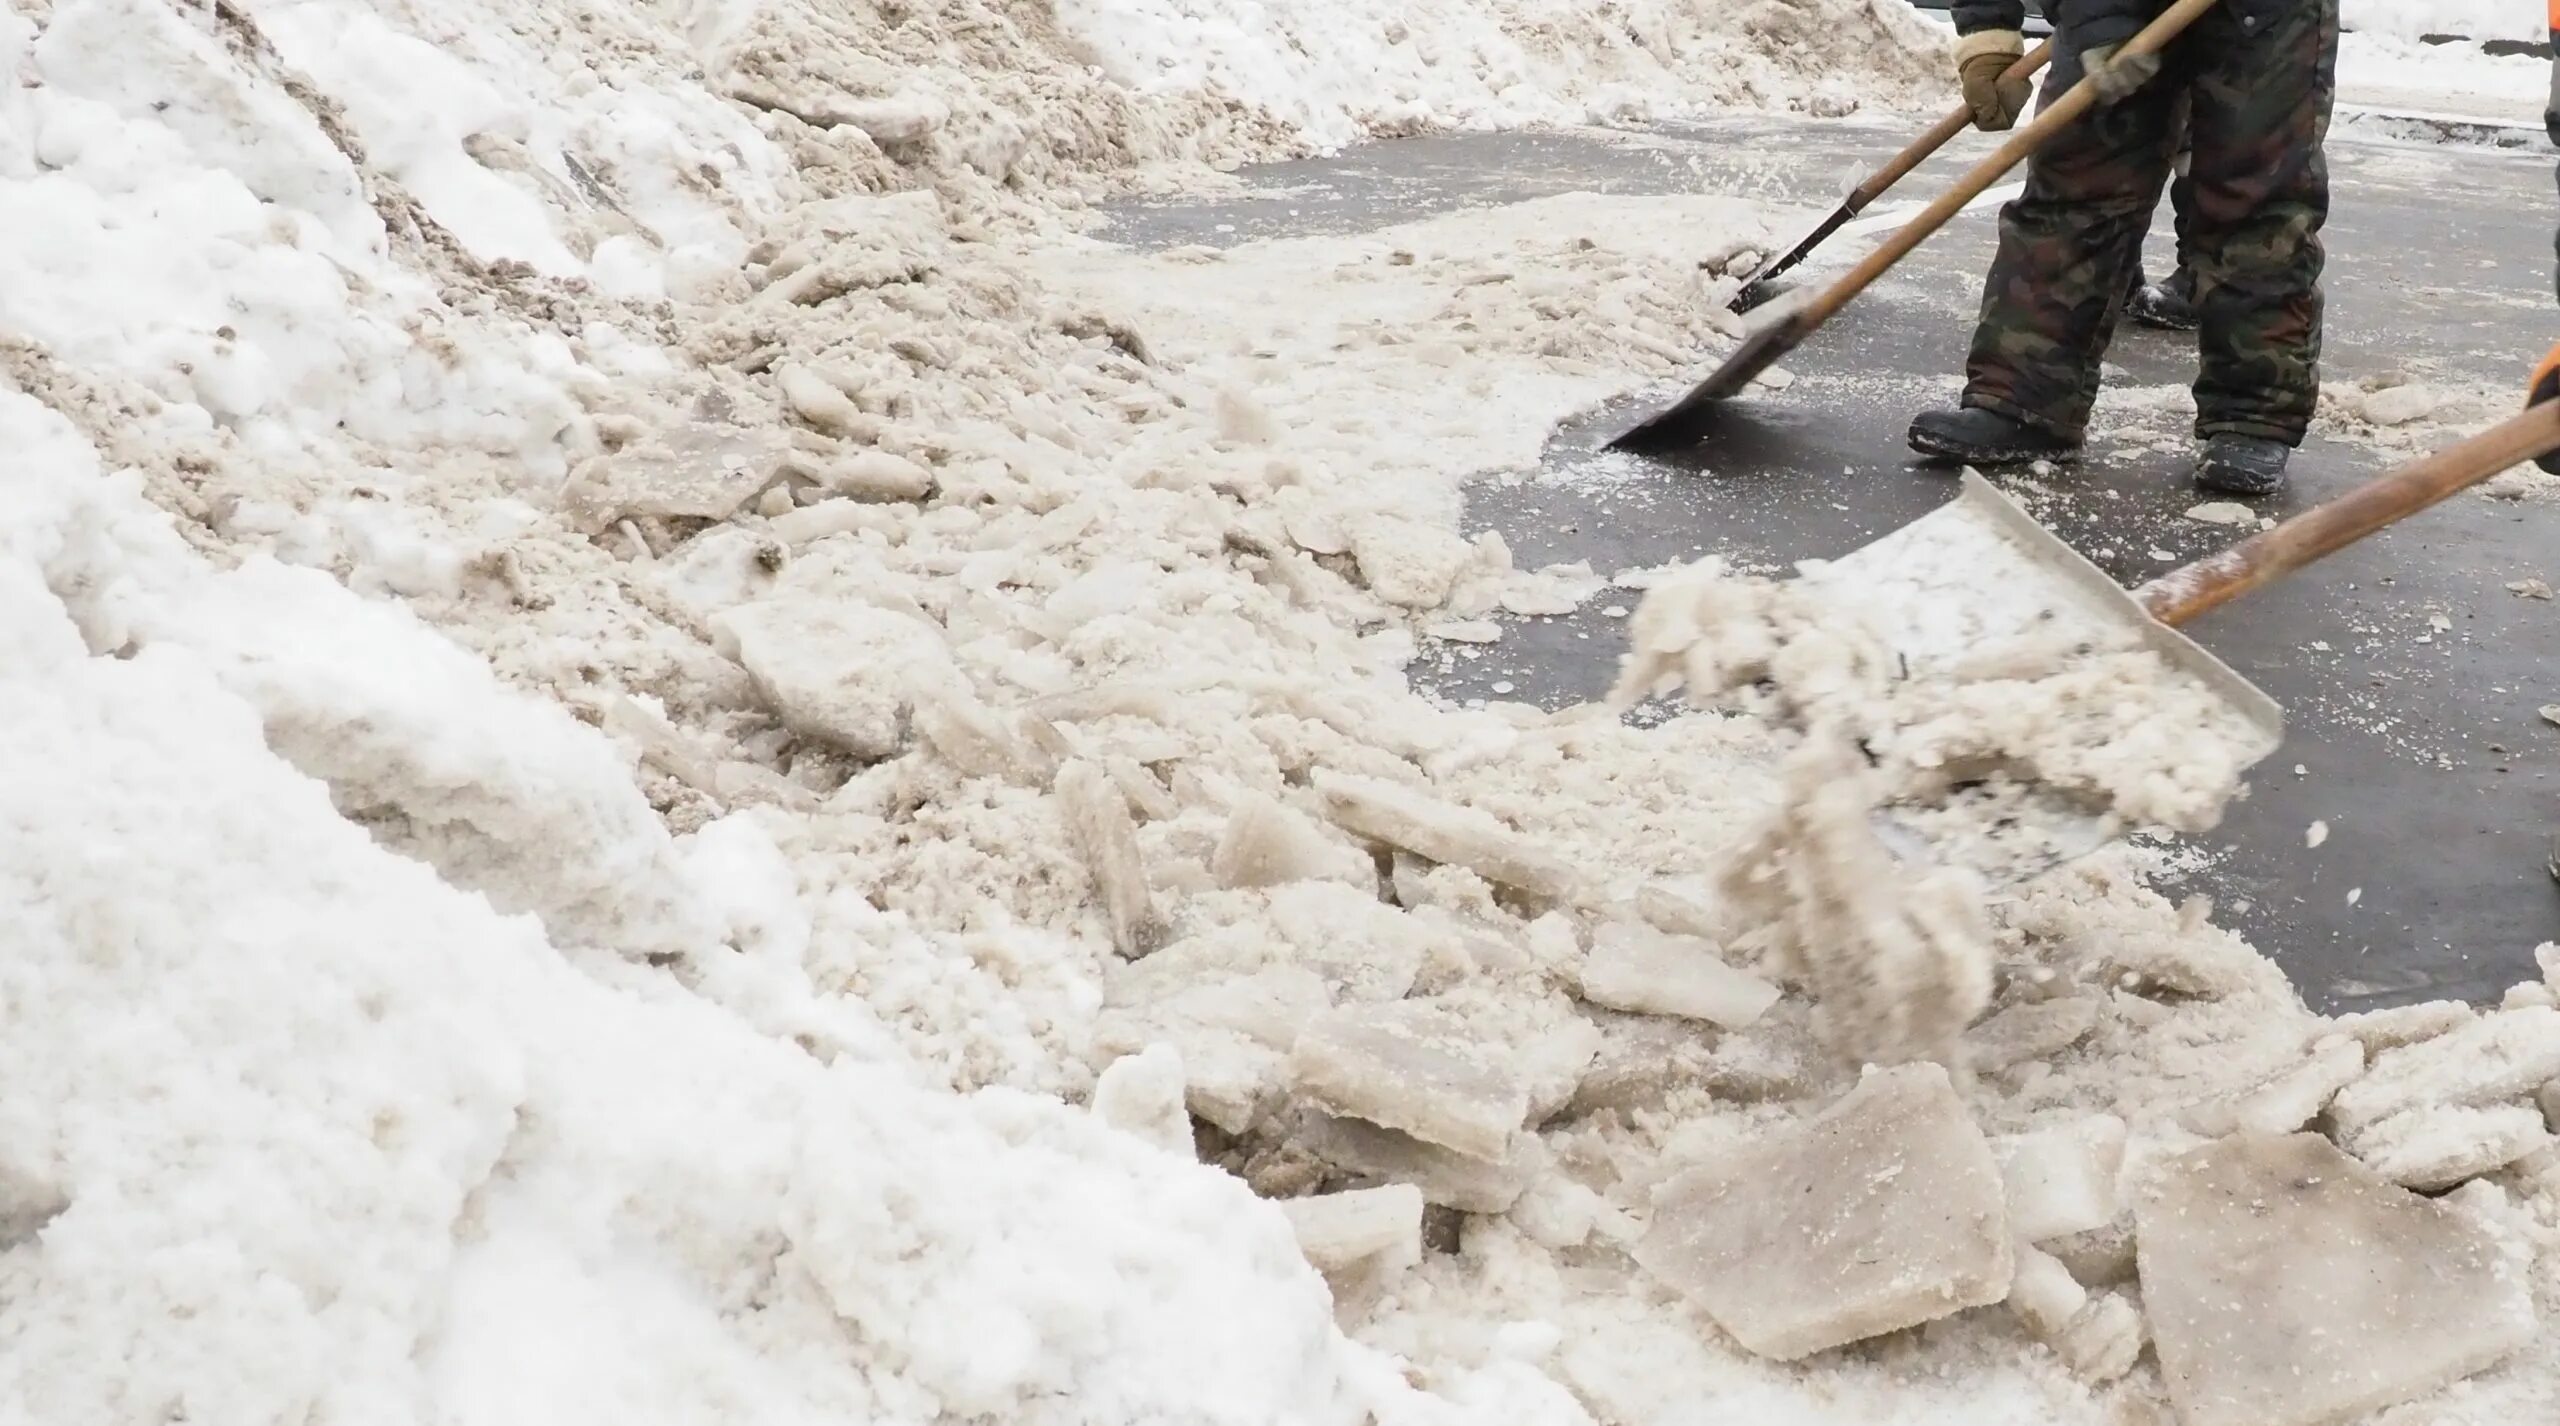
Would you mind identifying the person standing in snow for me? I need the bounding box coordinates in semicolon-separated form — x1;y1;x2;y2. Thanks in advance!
1916;0;2336;495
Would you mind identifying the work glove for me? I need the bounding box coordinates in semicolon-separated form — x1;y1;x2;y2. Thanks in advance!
2079;42;2164;105
1954;30;2032;132
2529;341;2560;473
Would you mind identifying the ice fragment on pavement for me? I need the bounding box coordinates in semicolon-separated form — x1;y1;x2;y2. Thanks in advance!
2304;819;2328;848
1349;516;1476;610
2180;1035;2364;1137
2134;1134;2537;1426
2539;941;2560;992
2360;383;2440;428
1990;1115;2127;1242
1301;1112;1541;1214
1633;1063;2012;1361
2182;500;2255;527
1289;998;1531;1162
1055;759;1169;958
1091;1044;1193;1156
715;598;946;760
1968;995;2100;1071
1312;769;1581;901
2542;704;2560;729
1579;920;1781;1028
2506;578;2553;599
1424;618;1503;644
1276;1185;1424;1275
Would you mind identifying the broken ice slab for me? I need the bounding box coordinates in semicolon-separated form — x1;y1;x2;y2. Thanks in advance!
1289;999;1531;1162
1311;770;1583;902
2330;1006;2560;1139
1966;995;2100;1072
1212;791;1370;890
2008;1243;2142;1385
1277;1184;1425;1275
1093;965;1331;1135
2346;1102;2551;1191
2179;1036;2364;1138
1990;1115;2127;1243
2135;1134;2537;1426
559;421;792;534
715;597;947;760
2329;998;2476;1055
1056;758;1169;959
1300;1112;1542;1215
1634;1063;2012;1361
1580;921;1781;1029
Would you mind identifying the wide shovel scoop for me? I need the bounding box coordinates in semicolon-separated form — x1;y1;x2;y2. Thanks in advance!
1730;40;2053;315
1828;401;2560;885
1609;0;2216;452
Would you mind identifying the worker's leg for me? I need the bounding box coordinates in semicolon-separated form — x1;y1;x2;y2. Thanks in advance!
1960;43;2182;441
2183;0;2337;445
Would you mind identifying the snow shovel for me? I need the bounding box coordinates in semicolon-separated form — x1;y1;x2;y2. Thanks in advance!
1730;40;2054;315
1835;399;2560;884
1608;0;2217;452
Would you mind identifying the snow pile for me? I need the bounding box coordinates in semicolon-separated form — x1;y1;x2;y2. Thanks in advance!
2344;0;2544;45
8;1;2560;1425
1056;0;1951;146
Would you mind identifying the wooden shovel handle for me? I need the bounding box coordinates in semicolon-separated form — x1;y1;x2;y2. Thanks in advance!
1799;0;2216;333
2136;402;2560;627
1848;41;2056;214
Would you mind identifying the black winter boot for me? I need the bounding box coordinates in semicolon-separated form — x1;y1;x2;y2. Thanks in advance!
2128;268;2200;332
1907;406;2080;465
2193;434;2291;495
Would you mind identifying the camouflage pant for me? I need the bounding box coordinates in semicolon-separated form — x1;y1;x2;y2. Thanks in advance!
1966;0;2337;444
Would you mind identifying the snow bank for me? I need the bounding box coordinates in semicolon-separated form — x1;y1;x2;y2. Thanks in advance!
2346;0;2544;45
0;384;1428;1424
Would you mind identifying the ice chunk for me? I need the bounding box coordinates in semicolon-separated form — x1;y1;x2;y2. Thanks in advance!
1990;1115;2127;1243
2008;1242;2142;1384
1312;769;1582;902
1056;759;1169;959
559;420;790;534
1212;791;1370;889
1094;965;1330;1134
1289;998;1530;1162
909;682;1026;781
1091;1044;1192;1157
716;598;947;760
2180;1036;2363;1138
1300;1112;1543;1214
2134;1134;2537;1426
2330;999;2476;1054
2346;1103;2551;1191
1968;995;2100;1071
806;448;935;503
1580;921;1782;1029
1634;1063;2012;1360
1350;517;1476;610
2330;1006;2560;1138
1276;1185;1424;1275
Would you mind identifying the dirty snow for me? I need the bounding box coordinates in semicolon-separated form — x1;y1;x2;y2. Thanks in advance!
7;2;2560;1426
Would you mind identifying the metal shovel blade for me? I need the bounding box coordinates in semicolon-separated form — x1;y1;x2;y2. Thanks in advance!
1604;294;1816;452
1802;473;2284;887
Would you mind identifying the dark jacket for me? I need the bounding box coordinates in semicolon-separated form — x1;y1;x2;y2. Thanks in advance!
1951;0;2287;53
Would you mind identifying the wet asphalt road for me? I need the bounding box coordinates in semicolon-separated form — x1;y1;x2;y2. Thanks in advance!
1103;107;2560;1011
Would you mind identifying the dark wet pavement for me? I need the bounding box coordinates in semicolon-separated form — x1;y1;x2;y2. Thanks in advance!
1103;109;2560;1011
